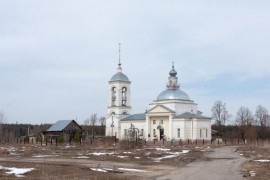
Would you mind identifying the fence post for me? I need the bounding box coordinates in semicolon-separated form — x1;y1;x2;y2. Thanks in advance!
154;139;156;145
56;138;58;146
188;139;189;144
46;138;47;146
196;139;197;145
218;138;220;145
238;139;239;144
203;139;204;145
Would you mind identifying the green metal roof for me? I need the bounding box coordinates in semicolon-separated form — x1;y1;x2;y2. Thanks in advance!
175;112;210;119
121;113;146;121
47;120;74;132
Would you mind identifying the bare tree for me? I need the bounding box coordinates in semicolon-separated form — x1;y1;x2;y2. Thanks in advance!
99;116;106;136
0;111;6;138
90;113;97;139
255;105;269;126
235;107;254;126
235;106;255;139
84;118;90;126
211;100;231;134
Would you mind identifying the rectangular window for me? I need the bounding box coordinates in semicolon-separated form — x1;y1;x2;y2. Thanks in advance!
205;129;208;138
160;120;163;124
153;120;156;124
200;129;202;138
177;128;180;138
153;129;156;137
141;129;144;136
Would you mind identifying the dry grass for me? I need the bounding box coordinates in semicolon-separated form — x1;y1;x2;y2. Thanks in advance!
236;145;270;179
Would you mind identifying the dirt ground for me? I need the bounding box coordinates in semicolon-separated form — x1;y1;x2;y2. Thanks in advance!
0;142;269;179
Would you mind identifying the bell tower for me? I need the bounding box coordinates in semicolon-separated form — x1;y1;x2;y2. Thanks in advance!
106;44;131;138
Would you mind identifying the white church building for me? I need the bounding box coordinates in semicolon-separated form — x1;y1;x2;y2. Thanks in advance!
105;61;211;141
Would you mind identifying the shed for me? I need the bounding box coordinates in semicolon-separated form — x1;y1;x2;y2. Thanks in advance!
46;120;83;142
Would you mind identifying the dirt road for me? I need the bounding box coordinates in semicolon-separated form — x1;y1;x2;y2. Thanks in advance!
157;146;246;180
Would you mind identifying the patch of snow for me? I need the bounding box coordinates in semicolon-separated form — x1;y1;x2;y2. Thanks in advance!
32;155;59;158
123;152;132;154
249;171;256;177
117;156;129;158
73;156;89;159
151;150;189;162
254;159;270;163
0;165;34;177
118;168;150;172
156;148;170;151
239;154;243;156
64;145;75;148
134;157;141;159
90;168;107;172
88;152;114;156
182;150;190;154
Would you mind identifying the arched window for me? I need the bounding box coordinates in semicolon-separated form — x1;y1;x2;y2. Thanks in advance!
122;112;127;115
122;87;127;106
111;112;115;115
111;87;116;106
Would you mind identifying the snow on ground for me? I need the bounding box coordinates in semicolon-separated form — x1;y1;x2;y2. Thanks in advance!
90;167;149;173
156;148;170;151
182;150;190;154
72;156;89;159
88;152;115;156
0;165;34;177
32;155;59;158
135;157;141;159
123;152;132;154
249;171;256;177
117;156;129;159
90;168;108;172
151;150;190;162
118;168;150;172
254;159;270;163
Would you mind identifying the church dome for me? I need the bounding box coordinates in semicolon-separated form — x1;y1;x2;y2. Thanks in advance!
157;89;190;101
110;72;129;81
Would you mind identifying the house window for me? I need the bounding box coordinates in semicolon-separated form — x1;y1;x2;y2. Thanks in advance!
160;120;163;124
177;128;180;138
153;129;156;137
205;129;208;138
153;120;156;124
200;129;202;138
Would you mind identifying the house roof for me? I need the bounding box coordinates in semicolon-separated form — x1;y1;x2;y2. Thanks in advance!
121;113;146;121
47;120;75;132
175;112;211;119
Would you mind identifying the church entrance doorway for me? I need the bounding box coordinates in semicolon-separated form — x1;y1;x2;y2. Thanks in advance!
160;128;164;140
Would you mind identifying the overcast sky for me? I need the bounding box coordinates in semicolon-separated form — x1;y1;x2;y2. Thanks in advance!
1;0;270;125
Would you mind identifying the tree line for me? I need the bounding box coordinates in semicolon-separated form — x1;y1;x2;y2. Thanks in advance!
0;111;107;142
212;100;270;139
